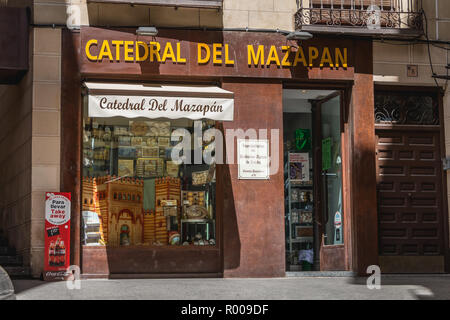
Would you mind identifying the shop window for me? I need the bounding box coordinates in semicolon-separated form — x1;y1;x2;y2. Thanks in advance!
81;114;216;248
375;93;439;125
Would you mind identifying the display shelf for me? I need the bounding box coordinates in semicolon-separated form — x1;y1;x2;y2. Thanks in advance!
291;237;313;243
286;151;314;266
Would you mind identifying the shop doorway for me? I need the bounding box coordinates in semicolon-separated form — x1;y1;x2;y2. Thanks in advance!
283;89;346;272
375;90;447;273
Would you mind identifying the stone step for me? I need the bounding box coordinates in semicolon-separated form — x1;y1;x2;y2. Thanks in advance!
0;255;22;266
2;266;31;279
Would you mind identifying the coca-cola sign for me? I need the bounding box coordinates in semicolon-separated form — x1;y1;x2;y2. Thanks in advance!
44;192;71;281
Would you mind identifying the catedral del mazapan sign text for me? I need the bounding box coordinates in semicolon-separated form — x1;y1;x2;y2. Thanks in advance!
84;39;348;68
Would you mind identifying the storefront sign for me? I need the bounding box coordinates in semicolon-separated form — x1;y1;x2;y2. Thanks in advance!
85;83;234;121
238;139;269;180
84;38;348;69
44;192;71;281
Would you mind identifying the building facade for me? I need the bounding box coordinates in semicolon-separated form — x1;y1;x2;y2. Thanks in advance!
0;0;448;278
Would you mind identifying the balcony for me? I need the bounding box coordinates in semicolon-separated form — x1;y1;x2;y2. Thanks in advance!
295;0;424;39
86;0;222;8
0;7;29;84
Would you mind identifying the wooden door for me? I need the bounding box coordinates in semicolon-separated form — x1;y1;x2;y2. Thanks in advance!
376;128;446;273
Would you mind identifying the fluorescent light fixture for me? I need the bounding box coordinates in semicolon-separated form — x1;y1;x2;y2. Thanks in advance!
136;27;158;36
286;31;313;40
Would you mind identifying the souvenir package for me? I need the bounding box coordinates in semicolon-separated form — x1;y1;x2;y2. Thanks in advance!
291;209;299;223
137;158;164;177
158;137;170;147
296;226;313;238
166;161;179;177
118;159;134;177
114;126;130;136
291;189;299;202
131;137;143;147
146;137;158;147
149;121;171;136
140;146;159;158
299;211;313;224
118;146;136;158
129;121;151;136
118;136;131;146
158;146;167;158
192;170;208;186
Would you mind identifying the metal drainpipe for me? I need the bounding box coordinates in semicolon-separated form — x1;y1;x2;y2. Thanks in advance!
436;0;439;40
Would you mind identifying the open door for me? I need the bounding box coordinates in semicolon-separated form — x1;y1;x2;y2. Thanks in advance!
313;92;347;271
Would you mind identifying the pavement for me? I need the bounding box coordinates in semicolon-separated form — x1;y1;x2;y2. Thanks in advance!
9;275;450;300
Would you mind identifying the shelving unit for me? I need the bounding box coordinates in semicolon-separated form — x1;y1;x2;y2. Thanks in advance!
285;152;314;271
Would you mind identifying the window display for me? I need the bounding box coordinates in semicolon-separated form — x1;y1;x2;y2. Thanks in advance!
81;113;216;248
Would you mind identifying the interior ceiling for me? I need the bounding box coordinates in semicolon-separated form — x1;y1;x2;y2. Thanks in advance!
282;89;336;113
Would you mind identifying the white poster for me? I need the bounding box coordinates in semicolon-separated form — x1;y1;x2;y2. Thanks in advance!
238;139;270;180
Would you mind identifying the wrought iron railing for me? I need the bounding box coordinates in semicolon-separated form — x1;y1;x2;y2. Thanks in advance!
295;0;423;33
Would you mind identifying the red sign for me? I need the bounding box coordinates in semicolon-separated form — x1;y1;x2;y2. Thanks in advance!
44;192;71;281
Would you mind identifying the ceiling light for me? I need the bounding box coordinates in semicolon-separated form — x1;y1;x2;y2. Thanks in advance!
286;31;313;41
136;27;158;36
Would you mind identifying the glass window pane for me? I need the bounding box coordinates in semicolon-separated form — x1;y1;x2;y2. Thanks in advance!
81;102;216;248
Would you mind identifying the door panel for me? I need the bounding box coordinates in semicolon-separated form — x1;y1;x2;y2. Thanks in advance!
376;129;445;272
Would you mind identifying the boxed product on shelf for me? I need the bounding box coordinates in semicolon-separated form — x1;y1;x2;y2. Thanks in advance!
192;170;208;186
118;146;136;158
131;136;143;147
118;136;131;146
165;161;179;178
181;191;205;207
299;211;313;224
129;120;151;136
118;159;134;177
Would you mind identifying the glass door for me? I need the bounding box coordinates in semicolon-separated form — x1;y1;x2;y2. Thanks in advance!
314;92;346;270
320;95;343;246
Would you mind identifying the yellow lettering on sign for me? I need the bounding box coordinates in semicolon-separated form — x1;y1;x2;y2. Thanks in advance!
293;47;307;67
266;45;280;66
136;41;149;62
213;43;222;64
176;43;186;63
162;42;176;62
124;41;134;62
308;46;319;67
224;44;234;65
320;47;334;67
335;48;348;68
281;46;292;67
198;43;210;64
149;42;161;62
247;45;264;66
85;39;98;61
98;40;113;61
111;40;123;61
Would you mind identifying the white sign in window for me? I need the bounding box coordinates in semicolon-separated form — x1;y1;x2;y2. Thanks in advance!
238;139;269;180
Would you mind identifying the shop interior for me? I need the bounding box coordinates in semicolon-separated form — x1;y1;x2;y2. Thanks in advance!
81;106;217;248
283;89;343;272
